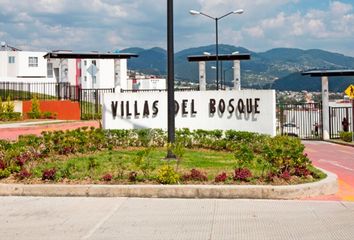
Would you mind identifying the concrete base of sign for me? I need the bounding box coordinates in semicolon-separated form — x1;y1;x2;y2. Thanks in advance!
0;169;337;199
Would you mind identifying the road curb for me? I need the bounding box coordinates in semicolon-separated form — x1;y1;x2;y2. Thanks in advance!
0;169;337;199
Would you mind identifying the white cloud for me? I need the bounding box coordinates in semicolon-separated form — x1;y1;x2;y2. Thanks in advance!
0;0;353;56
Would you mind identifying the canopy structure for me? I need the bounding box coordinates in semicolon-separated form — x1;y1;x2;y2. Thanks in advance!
187;53;251;91
187;53;251;62
302;69;354;140
302;69;354;77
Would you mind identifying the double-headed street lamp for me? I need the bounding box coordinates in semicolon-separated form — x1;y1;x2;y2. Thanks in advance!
189;9;244;90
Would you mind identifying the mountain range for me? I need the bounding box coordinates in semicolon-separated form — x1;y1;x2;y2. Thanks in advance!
121;44;354;92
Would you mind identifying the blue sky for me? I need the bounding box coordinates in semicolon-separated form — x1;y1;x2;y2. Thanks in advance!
0;0;354;56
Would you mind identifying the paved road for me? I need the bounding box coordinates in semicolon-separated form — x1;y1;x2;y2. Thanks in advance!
304;141;354;202
0;197;353;240
0;120;99;141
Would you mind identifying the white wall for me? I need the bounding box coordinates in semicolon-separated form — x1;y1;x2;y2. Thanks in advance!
127;78;166;90
17;51;47;77
103;90;276;136
98;59;115;89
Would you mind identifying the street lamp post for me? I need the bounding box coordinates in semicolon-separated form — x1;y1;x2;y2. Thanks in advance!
190;9;244;90
167;0;175;158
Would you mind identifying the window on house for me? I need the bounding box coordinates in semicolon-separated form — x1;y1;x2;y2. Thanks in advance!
92;60;96;66
8;56;15;64
47;63;53;78
29;57;38;67
84;60;87;66
84;76;87;82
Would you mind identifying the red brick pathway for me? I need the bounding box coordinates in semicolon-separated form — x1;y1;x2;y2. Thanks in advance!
0;121;99;141
304;141;354;201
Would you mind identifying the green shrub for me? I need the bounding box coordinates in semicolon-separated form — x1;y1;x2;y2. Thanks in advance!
27;96;41;119
133;147;156;178
0;169;11;179
41;111;56;119
340;132;353;142
4;96;15;113
156;165;180;184
0;112;22;121
0;97;3;113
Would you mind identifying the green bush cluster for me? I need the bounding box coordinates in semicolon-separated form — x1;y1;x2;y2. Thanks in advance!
0;128;317;184
339;131;353;142
233;136;311;180
0;96;22;121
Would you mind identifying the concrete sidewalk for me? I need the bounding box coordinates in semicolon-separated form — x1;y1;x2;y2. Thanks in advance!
0;120;67;128
0;197;353;240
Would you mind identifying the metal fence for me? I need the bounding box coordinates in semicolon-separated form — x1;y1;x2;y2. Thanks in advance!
80;88;115;119
277;103;323;140
329;106;353;139
0;82;80;101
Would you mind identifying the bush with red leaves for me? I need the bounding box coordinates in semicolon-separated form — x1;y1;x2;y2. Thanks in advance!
183;169;208;181
102;173;113;182
128;171;138;182
58;147;74;155
15;152;32;167
42;168;56;181
17;169;32;180
215;172;228;183
233;168;252;181
294;167;311;177
280;170;291;181
0;160;6;170
267;172;277;182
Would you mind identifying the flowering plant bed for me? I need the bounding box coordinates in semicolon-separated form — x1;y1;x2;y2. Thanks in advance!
0;128;325;185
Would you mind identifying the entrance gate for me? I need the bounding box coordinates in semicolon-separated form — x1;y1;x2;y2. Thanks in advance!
329;106;353;139
277;103;323;140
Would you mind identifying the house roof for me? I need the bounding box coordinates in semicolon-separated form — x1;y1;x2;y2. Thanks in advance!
187;53;251;62
302;69;354;77
44;52;138;59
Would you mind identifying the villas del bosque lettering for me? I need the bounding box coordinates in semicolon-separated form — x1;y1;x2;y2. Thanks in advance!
111;97;261;118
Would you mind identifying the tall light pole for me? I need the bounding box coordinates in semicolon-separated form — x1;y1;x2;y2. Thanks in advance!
190;9;244;90
167;0;175;158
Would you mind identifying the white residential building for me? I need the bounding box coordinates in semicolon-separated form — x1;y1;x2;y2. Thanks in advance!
0;42;54;83
0;43;140;91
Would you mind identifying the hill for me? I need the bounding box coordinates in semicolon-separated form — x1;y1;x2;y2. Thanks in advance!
273;72;354;92
121;45;354;91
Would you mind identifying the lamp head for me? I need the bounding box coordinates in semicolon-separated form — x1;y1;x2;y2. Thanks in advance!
233;9;244;14
189;10;200;15
203;52;211;56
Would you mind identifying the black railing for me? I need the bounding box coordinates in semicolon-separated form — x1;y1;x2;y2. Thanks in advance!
0;82;80;101
329;106;353;139
80;88;115;120
277;103;323;140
